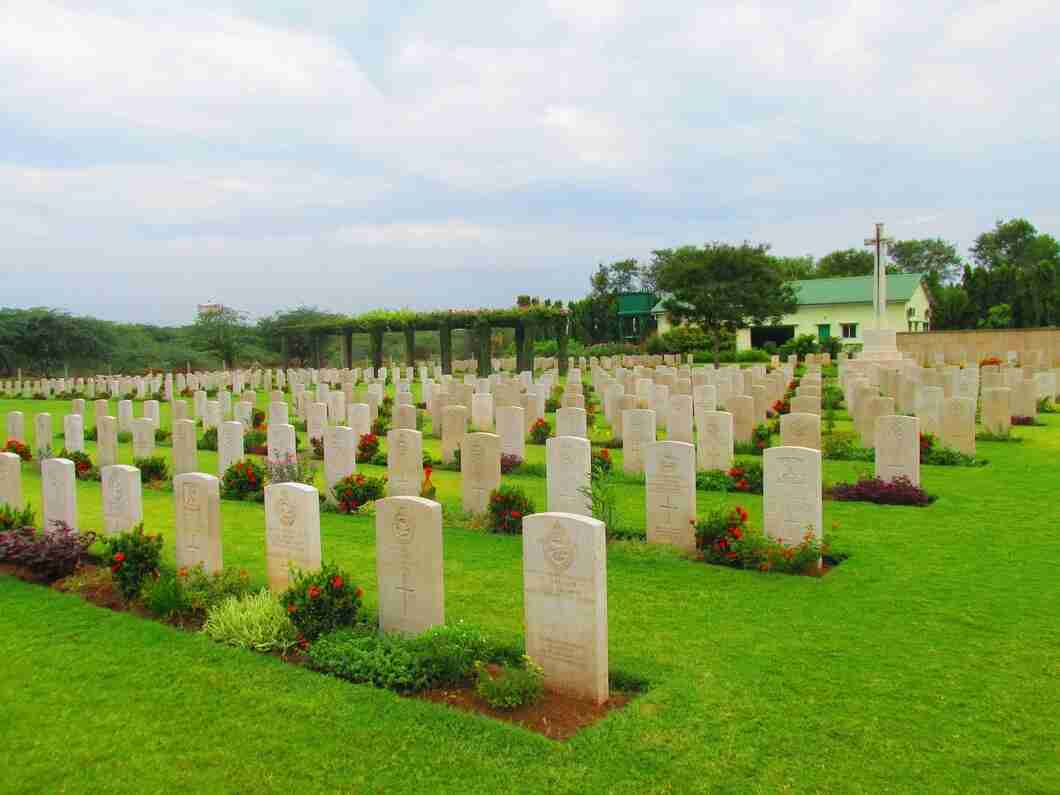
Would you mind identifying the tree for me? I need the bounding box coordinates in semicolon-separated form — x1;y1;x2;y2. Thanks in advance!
651;243;797;365
191;306;251;367
970;218;1060;271
768;254;816;281
889;238;963;284
815;248;875;278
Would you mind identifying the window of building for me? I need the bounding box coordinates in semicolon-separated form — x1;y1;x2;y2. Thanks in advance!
841;322;858;339
817;323;831;341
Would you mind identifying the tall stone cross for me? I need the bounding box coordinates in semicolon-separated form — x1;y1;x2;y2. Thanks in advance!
864;222;894;330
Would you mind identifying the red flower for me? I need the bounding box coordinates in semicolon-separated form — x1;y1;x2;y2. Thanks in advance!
736;479;749;491
287;604;297;614
510;510;521;519
355;586;364;599
114;552;125;563
110;563;122;573
726;551;738;560
736;506;748;522
424;465;433;477
331;576;343;589
308;585;321;600
729;527;743;540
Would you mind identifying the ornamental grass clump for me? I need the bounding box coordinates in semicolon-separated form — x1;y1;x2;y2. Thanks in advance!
827;476;935;506
487;485;535;535
280;563;363;642
102;524;163;601
203;589;299;654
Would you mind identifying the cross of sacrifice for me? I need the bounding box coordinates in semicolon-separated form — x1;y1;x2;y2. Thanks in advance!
864;222;894;330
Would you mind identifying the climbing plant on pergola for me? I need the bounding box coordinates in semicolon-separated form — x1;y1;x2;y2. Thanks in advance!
277;306;570;377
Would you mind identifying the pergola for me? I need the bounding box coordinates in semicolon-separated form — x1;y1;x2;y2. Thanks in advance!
278;306;571;377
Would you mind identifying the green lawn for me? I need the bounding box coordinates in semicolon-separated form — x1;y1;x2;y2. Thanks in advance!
1;388;1058;793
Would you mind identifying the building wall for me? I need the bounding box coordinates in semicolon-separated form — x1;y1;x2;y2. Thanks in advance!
897;327;1060;366
735;287;931;351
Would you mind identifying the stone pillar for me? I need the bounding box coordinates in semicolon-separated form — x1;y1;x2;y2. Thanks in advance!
514;324;527;373
370;328;384;372
404;328;416;367
343;329;353;370
476;324;492;377
439;324;453;375
557;323;569;377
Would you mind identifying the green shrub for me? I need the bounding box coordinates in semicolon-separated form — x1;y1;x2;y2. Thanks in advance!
409;622;517;688
134;456;170;484
487;484;535;535
197;427;217;451
0;502;35;532
180;565;254;612
141;567;191;620
221;459;266;501
56;449;97;481
203;589;299;653
308;629;423;691
474;657;545;710
279;563;363;641
528;418;551;445
102;524;164;602
331;473;387;514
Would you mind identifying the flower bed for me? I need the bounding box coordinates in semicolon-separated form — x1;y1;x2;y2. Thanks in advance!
4;439;31;461
487;485;534;534
331;473;386;514
826;476;934;506
221;459;266;501
356;433;379;463
696;463;764;494
694;506;835;575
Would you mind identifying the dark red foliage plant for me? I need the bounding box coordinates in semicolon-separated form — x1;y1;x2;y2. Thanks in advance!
827;475;934;506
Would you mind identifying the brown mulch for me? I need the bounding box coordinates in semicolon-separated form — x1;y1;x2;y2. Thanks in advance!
416;682;631;741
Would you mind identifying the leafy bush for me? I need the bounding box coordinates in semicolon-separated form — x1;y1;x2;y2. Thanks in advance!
307;622;521;693
221;459;266;501
134;456;169;484
751;423;771;451
102;524;164;601
695;505;824;575
822;384;844;410
420;465;437;500
57;449;96;481
500;453;523;474
591;447;613;475
141;567;192;620
280;563;363;642
244;429;267;455
696;462;764;494
4;439;32;461
822;432;874;462
203;589;299;653
331;473;387;513
0;522;96;580
264;453;316;486
1011;415;1036;426
356;433;380;463
778;334;820;358
252;408;266;429
310;436;324;459
0;503;35;532
154;427;172;444
827;476;934;506
197;427;217;451
143;564;255;620
528;418;551;445
487;484;535;535
657;325;711;354
475;657;545;710
922;445;983;467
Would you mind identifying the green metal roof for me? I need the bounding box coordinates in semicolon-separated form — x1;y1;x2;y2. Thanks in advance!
617;292;658;317
791;273;925;306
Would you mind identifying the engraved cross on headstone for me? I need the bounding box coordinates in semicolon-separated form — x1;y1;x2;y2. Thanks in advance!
395;571;415;617
864;222;895;330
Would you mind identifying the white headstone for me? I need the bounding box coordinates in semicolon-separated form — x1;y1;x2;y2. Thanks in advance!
174;473;223;574
875;415;920;486
101;464;143;536
264;483;322;591
41;457;77;531
460;432;501;514
546;436;591;517
696;411;733;472
763;447;822;547
0;451;22;509
387;429;423;498
644;441;696;550
375;496;445;636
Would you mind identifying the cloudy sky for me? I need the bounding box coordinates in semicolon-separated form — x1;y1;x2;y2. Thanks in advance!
3;1;1058;324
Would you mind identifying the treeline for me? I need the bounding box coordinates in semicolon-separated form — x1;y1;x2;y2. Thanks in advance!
565;218;1060;346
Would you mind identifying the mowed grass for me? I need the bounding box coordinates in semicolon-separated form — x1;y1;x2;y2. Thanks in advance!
1;389;1058;794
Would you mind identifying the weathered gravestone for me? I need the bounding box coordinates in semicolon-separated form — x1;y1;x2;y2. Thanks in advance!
780;412;821;451
496;404;526;459
387;429;423;498
644;441;696;551
555;407;588;439
375;496;445;636
101;464;143;535
174;473;223;574
172;418;198;475
941;396;976;457
269;401;289;427
763;446;822;547
981;387;1011;436
393;404;417;431
875;415;920;486
218;421;244;476
118;400;134;433
265;483;321;591
0;452;21;509
131;417;155;459
441;405;468;465
41;457;77;531
522;512;609;704
34;413;52;459
5;411;24;443
668;395;694;444
696;410;733;471
97;416;118;468
63;413;84;453
461;432;501;514
728;395;754;445
323;426;357;504
546;436;591;516
622;408;656;474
